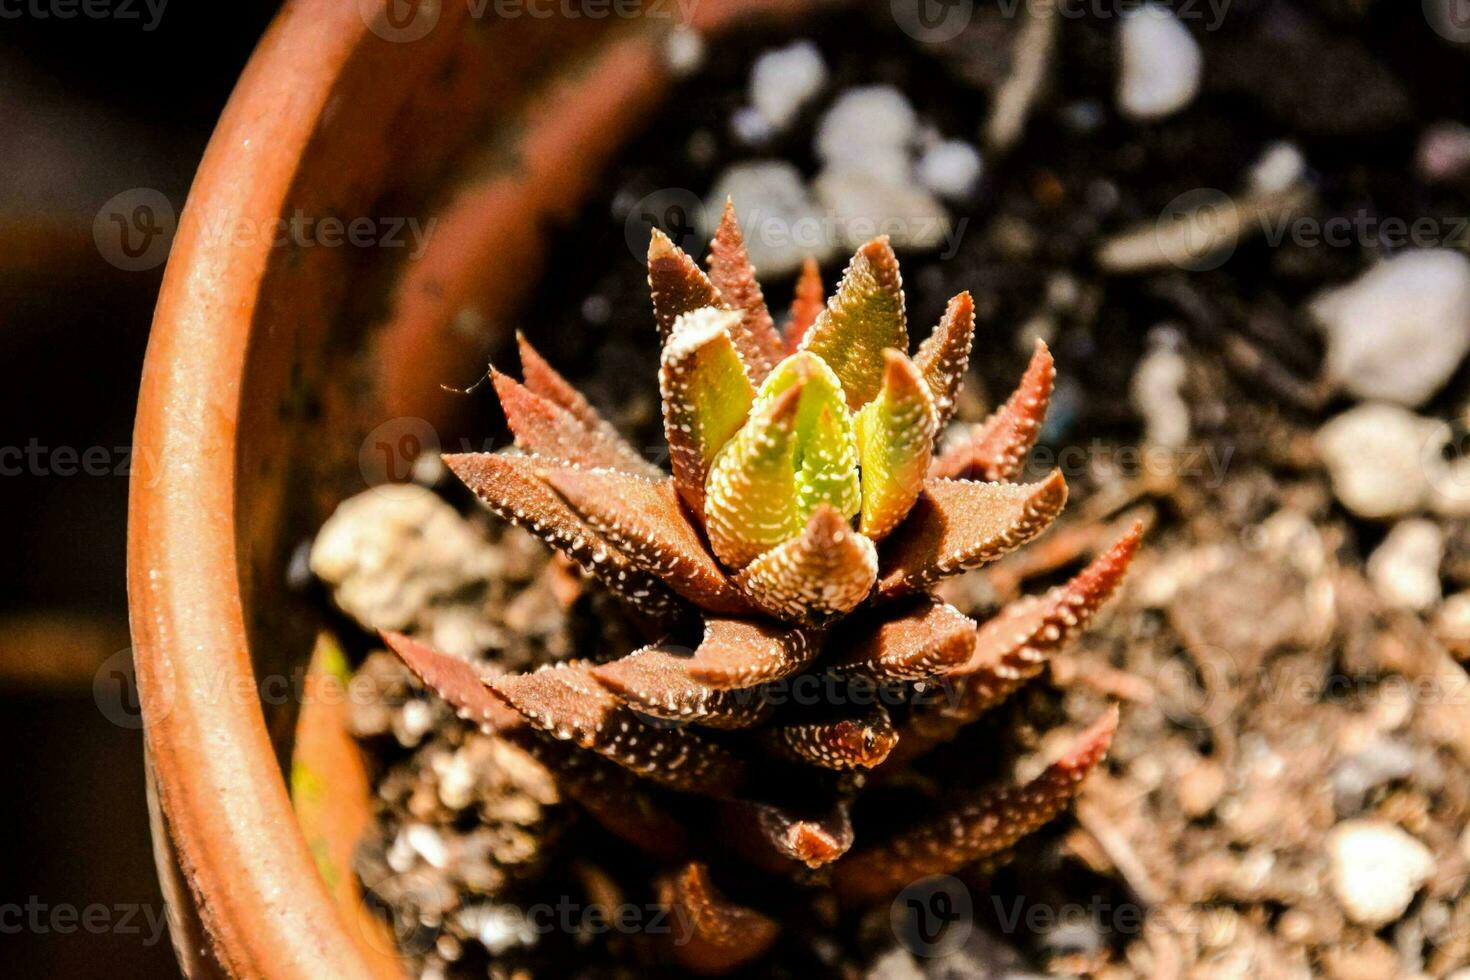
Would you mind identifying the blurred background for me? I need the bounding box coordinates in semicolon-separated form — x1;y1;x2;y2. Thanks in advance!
0;4;280;974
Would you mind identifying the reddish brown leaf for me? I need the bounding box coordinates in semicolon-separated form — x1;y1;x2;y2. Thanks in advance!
590;644;771;730
381;631;525;733
785;256;824;353
493;661;746;797
724;790;855;872
930;340;1054;481
444;452;683;626
764;704;898;771
733;505;878;624
657;862;781;975
649;227;726;343
684;617;823;689
515;331;624;441
824;598;977;682
948;522;1142;718
541;467;752;615
877;472;1068;598
490;367;660;477
707;199;784;381
913;292;975;431
832;708;1118;902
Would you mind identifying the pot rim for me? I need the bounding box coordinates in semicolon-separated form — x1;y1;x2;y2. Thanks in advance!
128;1;409;976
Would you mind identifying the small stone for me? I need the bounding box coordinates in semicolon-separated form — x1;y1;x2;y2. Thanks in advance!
1417;121;1470;184
1433;591;1470;659
1131;329;1190;449
1177;759;1227;818
1315;403;1437;520
707;161;832;276
914;139;983;200
812;169;950;251
1249;141;1307;193
1116;3;1203;122
405;823;450;869
1326;820;1434;927
731;106;774;146
1330;737;1417;815
664;26;704;76
1310;250;1470;407
816;86;918;178
865;947;923;980
1366;519;1444;611
309;484;501;647
458;903;536;955
749;41;827;131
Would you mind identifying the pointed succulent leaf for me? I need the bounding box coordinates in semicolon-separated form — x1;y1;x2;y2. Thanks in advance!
590;643;771;730
877;472;1068;598
764;704;898;770
931;340;1055;482
833;708;1118;902
515;331;626;441
707;199;785;381
656;862;781;975
660;309;757;514
381;631;525;733
913;292;975;431
753;352;862;524
684;617;823;689
724;790;856;871
493;661;746;797
704;383;805;569
444;452;683;625
734;505;878;624
490;367;659;478
799;236;907;411
947;522;1142;719
785;255;824;353
541;467;751;615
648;228;726;343
855;350;937;541
824;598;977;682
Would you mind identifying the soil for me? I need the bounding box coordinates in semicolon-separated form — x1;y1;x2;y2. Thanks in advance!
326;2;1470;977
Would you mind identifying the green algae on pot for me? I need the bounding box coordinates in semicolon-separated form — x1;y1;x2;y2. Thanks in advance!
380;205;1142;974
127;1;830;976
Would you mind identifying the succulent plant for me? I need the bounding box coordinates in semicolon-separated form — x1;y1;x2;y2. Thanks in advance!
384;202;1140;973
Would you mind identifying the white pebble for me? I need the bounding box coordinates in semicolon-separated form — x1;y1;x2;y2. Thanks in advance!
707;161;832;276
1249;141;1307;193
1131;330;1191;449
815;86;918;178
1311;249;1470;407
812;169;950;251
405;823;450;869
749;41;827;131
1417;121;1470;184
663;26;704;76
1327;820;1434;927
1116;3;1203;122
1367;519;1444;611
731;105;774;146
1315;403;1438;520
915;139;984;200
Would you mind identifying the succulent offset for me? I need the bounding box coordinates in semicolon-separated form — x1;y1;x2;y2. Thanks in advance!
384;202;1140;973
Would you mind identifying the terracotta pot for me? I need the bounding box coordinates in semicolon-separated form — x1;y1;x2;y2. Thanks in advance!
128;0;825;975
